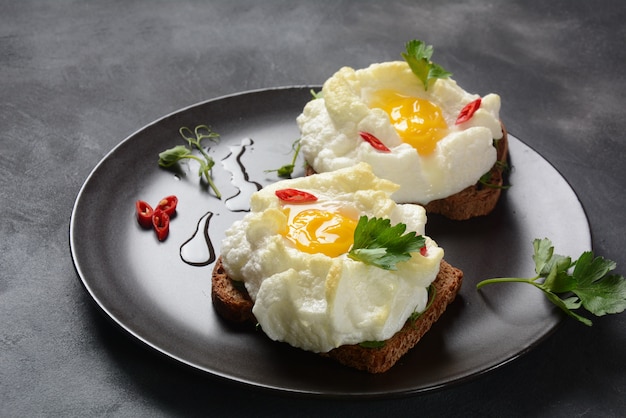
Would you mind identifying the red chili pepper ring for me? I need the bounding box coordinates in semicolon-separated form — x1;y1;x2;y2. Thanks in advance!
275;188;318;203
359;131;391;153
455;98;482;125
135;195;177;241
135;200;154;229
157;195;178;216
151;209;170;241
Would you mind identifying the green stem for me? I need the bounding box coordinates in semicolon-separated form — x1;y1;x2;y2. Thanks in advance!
290;140;302;166
203;171;221;199
180;154;204;165
476;276;539;290
180;155;221;199
190;128;221;198
476;275;593;326
194;142;213;165
178;126;222;199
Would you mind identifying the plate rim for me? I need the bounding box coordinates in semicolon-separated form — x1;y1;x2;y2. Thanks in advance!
69;86;591;398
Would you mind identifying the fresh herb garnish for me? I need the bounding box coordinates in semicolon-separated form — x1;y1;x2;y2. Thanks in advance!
408;284;437;322
310;89;323;99
478;160;510;189
265;138;302;178
477;238;626;326
265;91;319;177
359;340;386;349
158;125;221;198
401;40;452;91
348;216;425;271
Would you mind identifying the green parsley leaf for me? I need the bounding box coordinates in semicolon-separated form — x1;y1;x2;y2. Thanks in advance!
348;216;425;270
401;40;452;91
476;238;626;326
571;252;626;315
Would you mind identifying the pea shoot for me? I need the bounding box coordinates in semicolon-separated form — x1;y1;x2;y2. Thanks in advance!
158;125;222;198
266;138;302;178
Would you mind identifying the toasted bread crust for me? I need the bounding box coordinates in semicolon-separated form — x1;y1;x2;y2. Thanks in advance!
211;259;256;324
305;127;509;221
211;257;463;373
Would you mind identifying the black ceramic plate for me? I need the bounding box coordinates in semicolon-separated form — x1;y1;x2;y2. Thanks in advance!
70;87;591;398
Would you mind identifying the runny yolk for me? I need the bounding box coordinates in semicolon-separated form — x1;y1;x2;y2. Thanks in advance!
281;208;357;258
370;89;448;155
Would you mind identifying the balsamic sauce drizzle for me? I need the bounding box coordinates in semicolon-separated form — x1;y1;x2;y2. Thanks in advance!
179;211;216;267
180;137;260;267
223;137;262;212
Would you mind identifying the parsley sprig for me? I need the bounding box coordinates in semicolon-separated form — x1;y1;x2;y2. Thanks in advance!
477;238;626;326
348;216;425;271
158;125;221;198
402;40;452;91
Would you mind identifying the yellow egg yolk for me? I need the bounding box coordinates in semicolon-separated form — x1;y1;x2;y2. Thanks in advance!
370;89;448;155
281;207;357;258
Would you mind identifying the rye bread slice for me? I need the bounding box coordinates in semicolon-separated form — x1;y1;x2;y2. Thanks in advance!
305;127;509;221
211;258;256;325
211;257;463;373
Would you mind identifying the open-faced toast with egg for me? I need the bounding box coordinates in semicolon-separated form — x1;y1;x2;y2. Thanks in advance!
212;256;462;373
211;163;463;373
298;40;508;220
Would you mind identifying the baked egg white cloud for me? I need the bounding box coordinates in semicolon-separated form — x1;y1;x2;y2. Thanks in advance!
219;163;443;352
297;61;503;204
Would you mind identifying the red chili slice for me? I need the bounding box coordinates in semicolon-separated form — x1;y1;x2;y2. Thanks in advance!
152;209;170;241
455;98;482;125
136;200;154;229
156;195;178;216
275;188;318;203
420;245;428;257
359;131;391;152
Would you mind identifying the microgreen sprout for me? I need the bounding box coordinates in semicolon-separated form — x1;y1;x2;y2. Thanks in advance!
266;138;302;178
158;125;221;198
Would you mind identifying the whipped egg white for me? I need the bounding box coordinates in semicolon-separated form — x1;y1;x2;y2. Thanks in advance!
219;163;443;353
297;61;503;204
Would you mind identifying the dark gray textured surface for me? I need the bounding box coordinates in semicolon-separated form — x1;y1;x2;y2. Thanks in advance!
1;0;625;416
